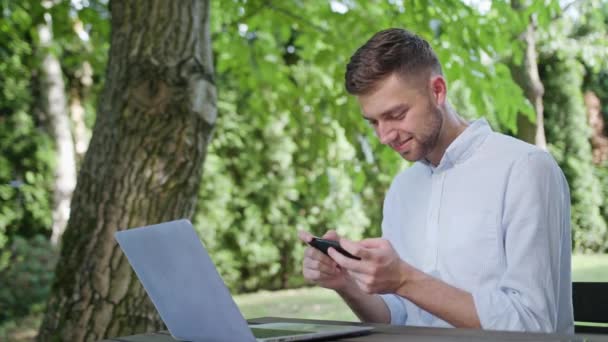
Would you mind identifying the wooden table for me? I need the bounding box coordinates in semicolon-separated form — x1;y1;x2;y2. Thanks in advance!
103;316;608;341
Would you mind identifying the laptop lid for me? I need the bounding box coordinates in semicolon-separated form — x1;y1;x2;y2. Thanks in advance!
115;219;255;341
115;219;373;342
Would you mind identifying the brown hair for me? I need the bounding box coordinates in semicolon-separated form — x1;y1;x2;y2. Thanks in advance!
345;28;442;95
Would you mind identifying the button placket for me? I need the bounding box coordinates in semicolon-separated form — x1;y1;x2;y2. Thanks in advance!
424;170;444;272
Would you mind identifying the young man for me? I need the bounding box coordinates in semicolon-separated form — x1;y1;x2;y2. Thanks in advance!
298;28;573;333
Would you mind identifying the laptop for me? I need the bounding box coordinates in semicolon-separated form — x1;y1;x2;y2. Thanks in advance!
114;219;373;342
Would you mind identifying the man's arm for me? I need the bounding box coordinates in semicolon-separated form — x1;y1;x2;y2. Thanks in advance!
394;265;481;328
336;281;391;324
329;240;480;328
469;151;571;332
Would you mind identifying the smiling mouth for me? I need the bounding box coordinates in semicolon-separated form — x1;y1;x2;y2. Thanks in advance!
393;137;413;151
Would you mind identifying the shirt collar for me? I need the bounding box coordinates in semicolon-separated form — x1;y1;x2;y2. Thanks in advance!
421;118;492;172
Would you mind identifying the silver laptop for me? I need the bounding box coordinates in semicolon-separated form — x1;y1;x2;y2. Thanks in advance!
114;219;373;342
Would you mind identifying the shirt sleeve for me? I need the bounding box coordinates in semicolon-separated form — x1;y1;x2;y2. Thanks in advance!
472;151;571;332
379;175;409;325
380;294;408;325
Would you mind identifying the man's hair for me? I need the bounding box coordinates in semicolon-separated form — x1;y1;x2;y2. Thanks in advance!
345;28;443;95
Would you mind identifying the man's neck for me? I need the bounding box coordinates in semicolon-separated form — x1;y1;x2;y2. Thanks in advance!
426;108;468;166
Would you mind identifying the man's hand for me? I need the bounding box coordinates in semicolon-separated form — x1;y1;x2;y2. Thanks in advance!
298;230;353;291
328;237;413;294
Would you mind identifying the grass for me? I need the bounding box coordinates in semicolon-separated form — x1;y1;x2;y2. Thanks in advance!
234;286;357;321
2;254;607;340
571;254;608;282
234;254;608;322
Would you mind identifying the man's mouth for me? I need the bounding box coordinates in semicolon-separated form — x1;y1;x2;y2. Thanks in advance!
392;137;413;152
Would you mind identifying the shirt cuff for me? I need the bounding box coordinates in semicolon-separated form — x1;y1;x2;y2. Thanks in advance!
380;294;408;325
472;285;525;331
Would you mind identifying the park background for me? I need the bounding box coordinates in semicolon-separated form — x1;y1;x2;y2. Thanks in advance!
1;0;608;340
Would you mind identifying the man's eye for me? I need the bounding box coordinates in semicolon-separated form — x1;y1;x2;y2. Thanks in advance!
394;111;406;120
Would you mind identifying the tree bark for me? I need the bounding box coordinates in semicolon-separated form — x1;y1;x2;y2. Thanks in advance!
508;7;547;149
37;8;78;245
38;0;216;341
585;91;608;165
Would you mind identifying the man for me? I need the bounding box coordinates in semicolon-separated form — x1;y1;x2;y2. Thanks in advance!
298;28;573;333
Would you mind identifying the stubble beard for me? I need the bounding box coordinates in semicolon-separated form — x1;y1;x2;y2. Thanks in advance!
415;106;443;161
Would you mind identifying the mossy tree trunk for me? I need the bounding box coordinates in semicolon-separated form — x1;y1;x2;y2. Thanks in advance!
38;0;216;340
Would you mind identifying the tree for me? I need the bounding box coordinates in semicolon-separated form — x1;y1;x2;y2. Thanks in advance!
538;0;608;252
38;0;216;340
36;0;77;245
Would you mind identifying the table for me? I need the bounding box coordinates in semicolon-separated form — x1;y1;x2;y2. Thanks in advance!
102;316;608;341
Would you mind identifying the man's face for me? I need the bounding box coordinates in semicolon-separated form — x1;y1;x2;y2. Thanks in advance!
357;73;443;162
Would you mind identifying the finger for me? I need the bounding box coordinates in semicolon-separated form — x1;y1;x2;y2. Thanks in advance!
298;230;314;243
322;230;339;240
303;268;324;282
303;266;340;281
328;247;369;274
353;275;375;294
305;246;338;268
303;257;338;274
339;237;373;260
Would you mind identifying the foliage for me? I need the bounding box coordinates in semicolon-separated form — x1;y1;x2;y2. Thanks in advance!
0;0;55;248
0;0;109;246
195;85;369;292
541;56;607;252
538;0;608;252
1;0;606;299
189;0;549;291
0;235;59;323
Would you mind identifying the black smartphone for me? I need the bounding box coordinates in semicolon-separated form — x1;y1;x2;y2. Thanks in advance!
308;237;361;260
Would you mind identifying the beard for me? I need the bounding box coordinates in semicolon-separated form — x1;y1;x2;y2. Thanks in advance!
401;104;443;162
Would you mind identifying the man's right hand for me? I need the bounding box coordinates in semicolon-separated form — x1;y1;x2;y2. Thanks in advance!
298;230;352;291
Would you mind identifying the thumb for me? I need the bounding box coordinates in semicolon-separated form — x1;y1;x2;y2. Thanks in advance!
298;230;314;243
322;230;340;240
358;238;389;249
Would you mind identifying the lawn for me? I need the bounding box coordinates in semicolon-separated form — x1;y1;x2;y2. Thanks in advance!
234;254;608;321
2;254;607;340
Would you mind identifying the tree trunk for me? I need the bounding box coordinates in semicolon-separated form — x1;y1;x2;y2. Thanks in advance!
70;61;94;163
37;8;78;245
38;1;216;341
585;91;608;165
508;9;547;149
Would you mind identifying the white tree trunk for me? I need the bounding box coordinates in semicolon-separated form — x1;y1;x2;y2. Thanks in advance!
69;61;93;161
38;11;77;245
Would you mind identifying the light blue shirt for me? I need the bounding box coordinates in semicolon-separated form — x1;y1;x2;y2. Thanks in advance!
379;119;574;333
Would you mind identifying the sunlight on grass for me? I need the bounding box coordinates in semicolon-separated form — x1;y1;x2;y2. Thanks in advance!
234;287;358;322
572;254;608;282
235;254;608;321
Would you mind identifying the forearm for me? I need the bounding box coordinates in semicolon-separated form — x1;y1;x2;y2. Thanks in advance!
337;283;391;324
396;265;481;328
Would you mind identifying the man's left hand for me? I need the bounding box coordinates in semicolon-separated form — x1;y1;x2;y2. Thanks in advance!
328;237;412;294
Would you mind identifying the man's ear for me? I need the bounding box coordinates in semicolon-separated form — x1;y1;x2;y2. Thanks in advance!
430;75;447;106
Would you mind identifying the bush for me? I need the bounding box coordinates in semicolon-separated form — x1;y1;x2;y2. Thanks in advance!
0;235;58;323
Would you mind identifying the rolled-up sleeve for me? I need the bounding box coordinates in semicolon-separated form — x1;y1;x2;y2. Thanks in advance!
472;151;571;332
380;294;408;325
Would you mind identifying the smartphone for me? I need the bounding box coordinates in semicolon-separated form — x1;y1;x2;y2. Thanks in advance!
308;237;361;260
